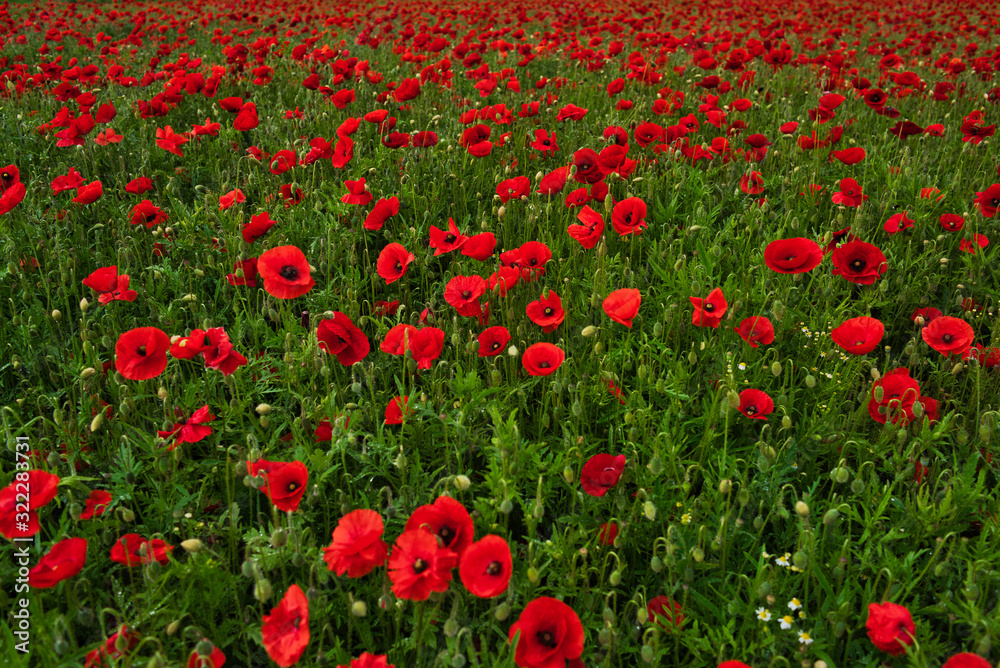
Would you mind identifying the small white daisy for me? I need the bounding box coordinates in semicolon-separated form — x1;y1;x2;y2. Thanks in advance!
787;598;801;611
798;630;814;645
775;553;791;567
779;615;794;630
756;607;772;622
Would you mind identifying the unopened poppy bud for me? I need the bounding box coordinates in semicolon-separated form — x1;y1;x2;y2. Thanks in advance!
609;570;621;586
51;309;62;322
804;374;816;388
259;416;269;429
648;455;663;475
270;529;287;548
782;415;792;430
351;600;367;617
454;474;471;491
255;403;271;414
507;345;518;357
795;501;809;517
771;361;782;376
181;539;204;553
650;555;663;573
737;487;750;507
254;578;272;602
594;341;604;355
80;298;90;312
115;631;130;653
873;385;884;402
727;390;740;409
641;645;654;663
719;479;732;494
581;325;599;337
793;551;807;568
692;547;705;562
195;640;214;658
444;618;460;637
495;602;511;621
121;507;135;522
527;566;539;583
533;502;544;519
167;620;181;636
643;501;657;520
90;412;104;432
688;351;697;365
850;478;865;494
81;367;96;379
500;499;513;514
823;509;840;525
497;205;505;218
753;515;764;529
598;627;612;646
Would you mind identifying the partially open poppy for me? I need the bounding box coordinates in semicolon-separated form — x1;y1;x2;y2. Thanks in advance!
30;537;88;589
262;584;310;667
317;313;370;366
580;454;626;497
831;317;884;354
764;238;823;274
734;317;775;348
603;289;641;327
323;509;389;578
377;243;415;284
250;460;309;513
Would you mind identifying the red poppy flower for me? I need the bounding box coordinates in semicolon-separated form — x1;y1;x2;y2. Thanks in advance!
690;288;727;328
429;219;469;256
129;199;168;228
830;147;866;165
51;167;84;194
522;342;565;376
974;184;1000;217
964;344;1000;369
29;537;88;588
406;495;474;557
363;197;400;231
597;522;618;546
412;131;438;148
219;189;245;211
157;405;216;450
110;534;173;567
257;245;316;299
323;509;389;578
80;489;112;520
530;129;559;155
72;180;103;205
250;460;309;512
187;646;226;668
317;313;369;366
611;197;647;236
409;327;446;370
718;663;752;668
868;368;922;425
580;454;626;497
445;275;487;317
170;327;247;375
339;653;394;668
740;171;765;195
387;529;458;601
377;243;414;285
262;584;310;667
959;234;990;254
921;316;974;357
459;535;512;598
738;389;773;420
269;150;298;176
341;178;373;205
572;148;605;185
911;307;942;325
155;125;188;156
866;602;914;657
764;238;823;274
939;214;965;231
83;266;137;303
462;233;497;261
517;241;552;280
884;211;915;235
115;327;170;381
372;301;400;317
647;596;684;631
831;317;885;354
567;206;605;249
734;317;775;348
830;240;887;285
942;654;991;668
831;178;868;207
381;324;418;355
384;395;411;425
603;289;641;327
0;470;60;539
509;597;584;668
233;103;259;131
497;176;531;203
537;166;570;195
243;212;276;243
478;326;510;357
526;290;565;332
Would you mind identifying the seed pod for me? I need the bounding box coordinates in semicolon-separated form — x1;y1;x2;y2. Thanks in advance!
609;570;621;586
692;547;704;562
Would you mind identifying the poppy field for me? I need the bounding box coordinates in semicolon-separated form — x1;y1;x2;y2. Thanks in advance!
3;0;1000;665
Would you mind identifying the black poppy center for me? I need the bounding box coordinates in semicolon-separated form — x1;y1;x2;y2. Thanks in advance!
744;405;758;414
412;558;428;574
491;342;501;350
486;561;502;576
438;525;455;546
395;262;402;272
992;198;1000;207
445;234;456;244
287;482;298;492
462;290;471;299
544;307;553;316
703;303;715;312
539;361;550;368
942;334;953;343
146;213;157;223
136;345;147;356
850;259;866;271
279;265;299;280
537;630;557;648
